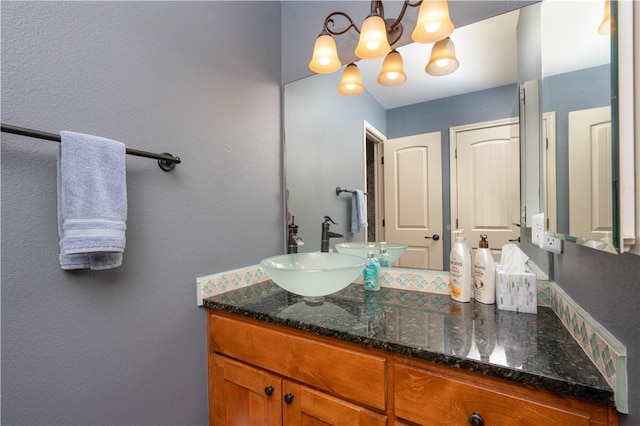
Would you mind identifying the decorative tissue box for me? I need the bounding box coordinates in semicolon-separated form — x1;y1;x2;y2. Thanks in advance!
496;267;537;314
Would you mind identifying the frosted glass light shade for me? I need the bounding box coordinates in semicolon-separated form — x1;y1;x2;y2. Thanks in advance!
309;33;342;73
355;15;391;59
377;50;407;86
425;37;459;76
597;0;611;35
412;0;454;44
338;63;365;96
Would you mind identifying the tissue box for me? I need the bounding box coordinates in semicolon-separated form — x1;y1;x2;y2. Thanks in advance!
496;267;537;314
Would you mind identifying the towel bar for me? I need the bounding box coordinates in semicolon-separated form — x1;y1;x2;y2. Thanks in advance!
336;186;367;196
1;123;181;172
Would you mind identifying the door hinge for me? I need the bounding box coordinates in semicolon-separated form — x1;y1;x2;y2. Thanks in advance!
382;219;385;227
455;218;459;228
546;217;550;229
546;137;549;150
454;148;457;159
520;86;526;104
381;156;384;165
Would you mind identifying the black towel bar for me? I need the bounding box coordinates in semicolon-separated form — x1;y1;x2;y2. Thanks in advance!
1;123;181;172
336;186;367;196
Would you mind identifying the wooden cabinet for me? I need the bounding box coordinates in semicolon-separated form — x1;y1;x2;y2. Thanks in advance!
208;311;617;426
393;363;616;426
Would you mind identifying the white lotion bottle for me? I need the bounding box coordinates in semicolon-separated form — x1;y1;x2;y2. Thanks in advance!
450;230;471;302
474;234;496;304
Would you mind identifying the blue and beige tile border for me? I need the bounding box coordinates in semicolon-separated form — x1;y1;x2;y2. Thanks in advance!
547;281;628;413
197;266;626;413
196;265;265;306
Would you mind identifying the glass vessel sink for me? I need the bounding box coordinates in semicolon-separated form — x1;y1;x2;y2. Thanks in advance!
260;252;366;298
335;242;407;263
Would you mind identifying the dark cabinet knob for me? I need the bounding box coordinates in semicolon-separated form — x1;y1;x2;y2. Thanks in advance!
425;234;440;241
468;412;484;426
283;393;295;404
264;386;274;396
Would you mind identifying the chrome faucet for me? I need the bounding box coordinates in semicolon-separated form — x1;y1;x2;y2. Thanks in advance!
287;216;304;254
321;215;344;252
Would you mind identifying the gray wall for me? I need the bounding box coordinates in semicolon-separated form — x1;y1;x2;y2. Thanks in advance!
1;2;282;425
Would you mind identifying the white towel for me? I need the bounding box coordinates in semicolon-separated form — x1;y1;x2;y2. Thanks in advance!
58;131;127;270
351;190;367;233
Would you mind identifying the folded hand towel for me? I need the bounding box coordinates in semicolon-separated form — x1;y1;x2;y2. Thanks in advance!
58;131;127;270
350;190;367;233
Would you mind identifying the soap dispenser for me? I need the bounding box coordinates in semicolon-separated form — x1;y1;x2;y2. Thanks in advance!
450;229;471;302
377;242;391;267
473;234;496;304
363;246;380;291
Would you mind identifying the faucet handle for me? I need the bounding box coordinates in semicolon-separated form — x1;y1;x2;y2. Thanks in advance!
323;215;338;225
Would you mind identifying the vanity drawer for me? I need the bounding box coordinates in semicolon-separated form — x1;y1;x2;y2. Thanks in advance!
394;363;611;426
209;312;387;411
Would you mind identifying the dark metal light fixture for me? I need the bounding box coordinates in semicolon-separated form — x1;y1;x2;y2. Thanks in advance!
309;0;457;95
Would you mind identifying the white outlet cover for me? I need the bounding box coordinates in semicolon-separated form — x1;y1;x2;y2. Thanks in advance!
532;213;544;248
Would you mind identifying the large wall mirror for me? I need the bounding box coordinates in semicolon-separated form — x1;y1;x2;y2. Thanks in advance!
284;0;620;273
285;2;537;272
540;0;619;253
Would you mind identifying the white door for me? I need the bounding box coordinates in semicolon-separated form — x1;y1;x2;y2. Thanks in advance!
568;106;612;241
451;119;520;253
384;132;443;270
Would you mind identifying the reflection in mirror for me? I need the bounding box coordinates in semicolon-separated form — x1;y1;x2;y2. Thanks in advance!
285;4;542;272
540;0;617;253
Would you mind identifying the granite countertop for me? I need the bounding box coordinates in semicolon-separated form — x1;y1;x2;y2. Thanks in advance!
203;281;614;405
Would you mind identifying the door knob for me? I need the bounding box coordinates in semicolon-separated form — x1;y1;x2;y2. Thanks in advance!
468;412;484;426
264;386;274;396
425;234;440;241
284;393;295;404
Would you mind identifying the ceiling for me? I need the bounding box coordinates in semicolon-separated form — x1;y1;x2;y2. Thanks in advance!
355;0;610;110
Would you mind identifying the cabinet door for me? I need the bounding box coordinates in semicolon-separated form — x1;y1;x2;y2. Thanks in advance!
210;354;282;426
282;381;387;426
394;364;605;426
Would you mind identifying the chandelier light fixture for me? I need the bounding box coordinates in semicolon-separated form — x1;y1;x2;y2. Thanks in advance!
308;0;458;96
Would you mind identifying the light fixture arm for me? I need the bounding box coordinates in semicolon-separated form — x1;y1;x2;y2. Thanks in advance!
385;0;422;34
322;0;423;46
323;11;361;36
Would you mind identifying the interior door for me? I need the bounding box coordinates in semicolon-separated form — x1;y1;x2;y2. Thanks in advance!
383;132;443;269
451;119;520;253
568;106;612;241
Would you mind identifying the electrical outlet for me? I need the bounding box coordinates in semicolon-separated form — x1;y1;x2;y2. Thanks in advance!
532;213;544;248
541;233;562;254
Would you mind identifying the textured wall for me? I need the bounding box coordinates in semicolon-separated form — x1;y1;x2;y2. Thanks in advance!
1;2;282;425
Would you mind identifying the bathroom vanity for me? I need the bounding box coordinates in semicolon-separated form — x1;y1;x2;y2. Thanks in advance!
204;282;618;425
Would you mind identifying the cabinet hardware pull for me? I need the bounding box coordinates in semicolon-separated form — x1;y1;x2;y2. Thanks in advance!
468;412;484;426
264;386;274;396
284;393;295;404
425;234;440;241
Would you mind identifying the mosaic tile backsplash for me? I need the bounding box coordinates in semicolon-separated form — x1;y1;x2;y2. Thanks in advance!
196;265;626;413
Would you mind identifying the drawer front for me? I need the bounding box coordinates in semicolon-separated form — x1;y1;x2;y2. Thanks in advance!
394;364;594;426
210;313;387;410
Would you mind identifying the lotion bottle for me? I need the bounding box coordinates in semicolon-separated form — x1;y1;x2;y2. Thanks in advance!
473;235;496;304
450;230;471;302
363;249;380;291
